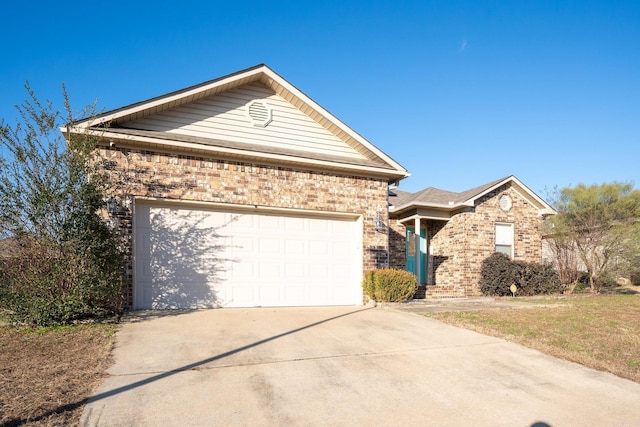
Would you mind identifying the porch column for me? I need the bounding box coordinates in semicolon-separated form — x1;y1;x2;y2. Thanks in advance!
414;217;421;284
427;230;433;285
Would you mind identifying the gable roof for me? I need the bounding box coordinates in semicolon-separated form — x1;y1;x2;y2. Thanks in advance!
64;64;408;182
390;175;555;217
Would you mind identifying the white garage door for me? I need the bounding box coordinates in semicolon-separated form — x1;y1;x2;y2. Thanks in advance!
134;202;362;309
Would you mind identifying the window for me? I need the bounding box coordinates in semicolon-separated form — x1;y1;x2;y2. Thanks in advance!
407;230;416;256
495;223;513;258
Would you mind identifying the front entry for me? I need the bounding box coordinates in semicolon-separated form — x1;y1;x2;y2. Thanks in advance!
406;227;426;284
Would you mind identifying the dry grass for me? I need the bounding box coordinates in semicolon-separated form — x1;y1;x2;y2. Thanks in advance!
425;293;640;383
0;323;116;426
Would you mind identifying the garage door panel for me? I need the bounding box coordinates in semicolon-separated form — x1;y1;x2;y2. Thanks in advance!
330;287;352;304
259;238;281;254
332;241;352;257
258;215;280;229
231;213;256;230
308;286;331;304
285;263;305;278
284;239;305;255
258;286;283;306
259;263;281;278
308;220;330;233
228;287;255;307
135;202;361;309
284;217;305;232
284;286;305;304
231;236;256;255
309;241;329;256
334;220;354;233
331;263;353;276
231;259;259;278
309;264;328;278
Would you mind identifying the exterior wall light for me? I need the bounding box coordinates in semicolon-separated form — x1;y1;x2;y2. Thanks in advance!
107;196;118;215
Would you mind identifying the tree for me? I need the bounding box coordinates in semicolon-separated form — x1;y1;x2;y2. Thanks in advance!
543;233;583;293
0;84;123;326
548;182;640;293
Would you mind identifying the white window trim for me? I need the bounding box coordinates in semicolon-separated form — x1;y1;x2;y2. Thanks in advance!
495;222;514;258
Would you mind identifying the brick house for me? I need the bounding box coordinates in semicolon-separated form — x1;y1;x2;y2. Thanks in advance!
65;65;553;308
389;176;555;298
65;64;408;309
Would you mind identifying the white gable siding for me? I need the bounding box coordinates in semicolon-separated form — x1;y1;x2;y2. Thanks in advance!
122;83;365;160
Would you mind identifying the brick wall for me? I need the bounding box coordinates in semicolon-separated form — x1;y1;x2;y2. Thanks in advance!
389;218;406;270
390;183;544;298
99;147;389;308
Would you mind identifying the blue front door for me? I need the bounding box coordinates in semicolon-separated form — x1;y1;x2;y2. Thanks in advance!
406;227;426;283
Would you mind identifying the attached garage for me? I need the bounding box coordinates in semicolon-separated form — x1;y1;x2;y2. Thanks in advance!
68;64;409;309
134;201;363;309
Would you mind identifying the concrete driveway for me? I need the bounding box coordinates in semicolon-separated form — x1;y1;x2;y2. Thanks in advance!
82;307;640;426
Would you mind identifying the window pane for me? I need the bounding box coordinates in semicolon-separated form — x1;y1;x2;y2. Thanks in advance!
407;231;416;256
496;245;512;256
496;223;513;245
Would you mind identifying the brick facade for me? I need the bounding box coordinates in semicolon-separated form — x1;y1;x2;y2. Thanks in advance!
390;184;544;298
100;147;390;308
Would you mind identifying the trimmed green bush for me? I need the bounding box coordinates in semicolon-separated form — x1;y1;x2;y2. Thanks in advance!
362;268;417;302
362;270;376;300
480;252;561;296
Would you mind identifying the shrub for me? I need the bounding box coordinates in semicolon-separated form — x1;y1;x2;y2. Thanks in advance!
0;237;123;326
480;252;562;297
0;85;124;326
362;270;376;300
362;268;417;302
479;252;517;296
632;269;640;286
513;260;561;296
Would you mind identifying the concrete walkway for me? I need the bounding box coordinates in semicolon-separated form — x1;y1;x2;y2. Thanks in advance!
82;306;640;426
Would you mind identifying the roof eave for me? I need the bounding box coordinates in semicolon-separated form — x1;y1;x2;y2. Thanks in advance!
389;200;470;216
72;128;406;181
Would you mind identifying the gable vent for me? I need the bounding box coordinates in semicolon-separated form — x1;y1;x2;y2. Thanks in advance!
246;100;272;127
499;194;512;211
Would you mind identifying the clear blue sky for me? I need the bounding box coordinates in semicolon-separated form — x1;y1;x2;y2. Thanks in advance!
1;1;639;197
